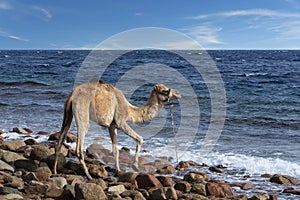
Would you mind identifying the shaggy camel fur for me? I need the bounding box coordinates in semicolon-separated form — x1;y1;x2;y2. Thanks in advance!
53;77;181;180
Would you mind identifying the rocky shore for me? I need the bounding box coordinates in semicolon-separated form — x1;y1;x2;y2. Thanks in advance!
0;127;299;200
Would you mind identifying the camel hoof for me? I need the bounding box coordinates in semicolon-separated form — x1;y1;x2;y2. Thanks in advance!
132;164;139;171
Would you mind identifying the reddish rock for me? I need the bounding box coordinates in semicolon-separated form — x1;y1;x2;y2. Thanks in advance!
48;131;61;141
174;181;191;192
75;182;107;200
136;174;163;190
88;164;108;178
34;167;52;181
4;140;26;151
156;176;174;187
12;127;30;134
157;165;177;174
269;194;278;200
66;133;77;143
206;180;234;198
283;187;300;195
30;145;54;161
176;161;191;170
118;172;138;184
37;131;50;135
24;138;38;145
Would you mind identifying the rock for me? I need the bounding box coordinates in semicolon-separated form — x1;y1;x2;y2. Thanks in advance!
48;131;61;140
208;166;223;173
283;187;300;195
1;193;24;200
0;160;14;172
15;145;33;158
75;182;107;200
24;180;50;196
261;173;272;178
156;176;174;187
270;174;299;185
174;181;191;192
206;180;234;197
0;186;23;195
49;177;67;189
64;159;85;175
151;187;177;200
88;164;108;178
30;145;54;161
183;172;210;183
119;172;138;184
0;149;25;163
136;174;163;190
63;174;85;186
14;159;38;171
178;193;209;200
4;140;26;151
108;185;127;195
249;193;270;200
66;133;77;143
191;183;206;196
46;153;66;172
230;182;253;190
121;146;130;152
0;172;24;190
22;172;39;183
269;194;278;200
225;195;248;200
34;167;52;181
157;165;177;174
176;161;191;170
12;127;30;134
46;187;64;198
120;190;146;200
86;144;111;159
37;131;50;135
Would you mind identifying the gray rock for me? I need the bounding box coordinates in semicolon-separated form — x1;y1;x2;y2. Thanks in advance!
0;160;14;172
50;177;68;189
0;149;25;163
0;186;23;195
151;187;177;200
4;140;26;151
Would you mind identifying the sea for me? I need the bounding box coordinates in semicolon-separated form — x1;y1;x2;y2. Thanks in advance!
0;50;299;197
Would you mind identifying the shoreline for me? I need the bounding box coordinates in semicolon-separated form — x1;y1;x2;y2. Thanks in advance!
0;128;299;200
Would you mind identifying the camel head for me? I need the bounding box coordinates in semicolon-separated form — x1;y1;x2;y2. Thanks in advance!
154;84;181;103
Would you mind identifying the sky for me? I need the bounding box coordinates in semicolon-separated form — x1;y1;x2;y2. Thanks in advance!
1;0;300;49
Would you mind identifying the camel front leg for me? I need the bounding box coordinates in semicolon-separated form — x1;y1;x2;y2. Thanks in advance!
108;125;120;172
118;123;143;171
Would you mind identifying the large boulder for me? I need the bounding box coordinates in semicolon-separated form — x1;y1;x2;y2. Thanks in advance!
75;182;107;200
184;172;210;183
270;174;299;185
206;180;234;198
3;140;26;151
30;145;54;161
0;160;14;173
0;149;25;163
136;174;163;190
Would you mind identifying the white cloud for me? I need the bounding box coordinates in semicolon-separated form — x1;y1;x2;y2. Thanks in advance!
32;6;52;20
0;1;13;10
0;30;29;42
181;25;223;46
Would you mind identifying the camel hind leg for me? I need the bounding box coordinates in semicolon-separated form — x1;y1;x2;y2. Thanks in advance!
109;124;120;171
74;102;93;180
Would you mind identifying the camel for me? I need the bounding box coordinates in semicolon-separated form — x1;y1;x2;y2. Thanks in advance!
53;77;181;180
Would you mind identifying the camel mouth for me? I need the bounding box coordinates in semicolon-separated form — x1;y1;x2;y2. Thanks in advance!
170;89;181;100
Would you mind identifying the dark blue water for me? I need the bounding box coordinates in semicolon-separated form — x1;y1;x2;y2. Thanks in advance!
0;50;299;178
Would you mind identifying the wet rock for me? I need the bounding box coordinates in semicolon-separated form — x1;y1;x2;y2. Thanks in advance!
261;173;272;178
66;132;77;143
121;146;130;152
209;166;223;173
88;164;108;178
48;131;61;140
283;187;300;195
157;165;177;174
178;193;209;200
183;172;210;183
120;190;146;200
37;131;50;135
3;140;26;151
249;193;270;200
14;159;38;171
136;174;163;190
0;149;25;163
12;127;31;134
191;183;206;196
30;145;54;161
206;180;234;198
75;182;107;200
0;160;14;172
34;166;52;181
176;161;191;170
174;181;191;192
108;184;127;195
230;182;253;190
270;174;299;185
156;176;174;187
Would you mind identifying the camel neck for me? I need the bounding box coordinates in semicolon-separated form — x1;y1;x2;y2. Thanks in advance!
129;90;164;124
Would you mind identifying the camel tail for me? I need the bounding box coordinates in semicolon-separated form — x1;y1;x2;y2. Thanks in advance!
53;93;73;174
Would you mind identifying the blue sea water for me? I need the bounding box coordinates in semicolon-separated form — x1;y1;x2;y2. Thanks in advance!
0;50;299;181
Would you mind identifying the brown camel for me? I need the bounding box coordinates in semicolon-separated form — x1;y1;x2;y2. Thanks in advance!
53;77;181;180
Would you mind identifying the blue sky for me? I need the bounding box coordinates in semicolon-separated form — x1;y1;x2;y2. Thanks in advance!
1;0;300;49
